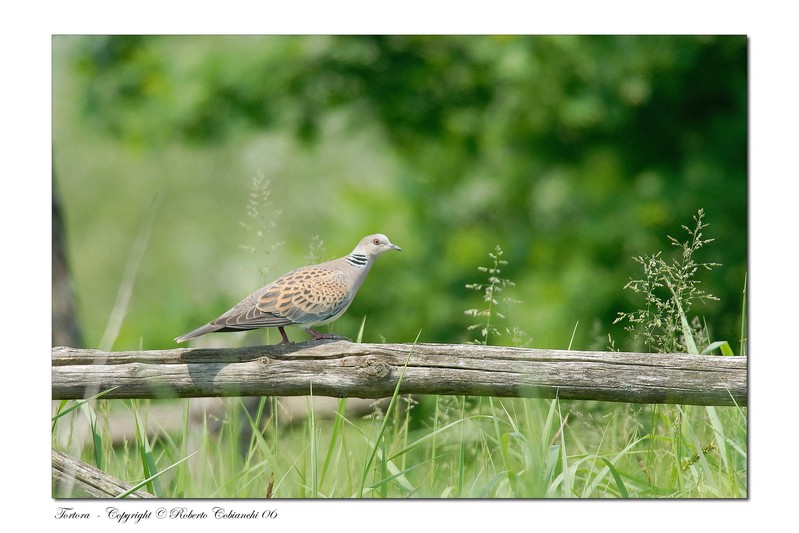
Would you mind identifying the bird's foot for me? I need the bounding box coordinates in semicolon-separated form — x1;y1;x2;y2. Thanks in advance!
305;328;351;342
277;327;294;345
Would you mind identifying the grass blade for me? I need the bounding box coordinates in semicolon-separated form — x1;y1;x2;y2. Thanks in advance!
80;402;103;470
99;192;164;351
666;277;699;354
601;457;630;498
357;331;420;498
701;340;733;356
356;315;367;343
307;384;318;498
739;273;747;356
52;387;119;426
132;401;164;497
319;398;348;488
116;451;198;498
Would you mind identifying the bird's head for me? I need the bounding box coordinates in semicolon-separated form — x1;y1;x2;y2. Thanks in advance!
355;234;402;257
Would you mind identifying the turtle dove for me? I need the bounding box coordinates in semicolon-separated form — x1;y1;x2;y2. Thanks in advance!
175;233;402;344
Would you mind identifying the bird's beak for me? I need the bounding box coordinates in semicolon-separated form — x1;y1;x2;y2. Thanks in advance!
391;243;403;252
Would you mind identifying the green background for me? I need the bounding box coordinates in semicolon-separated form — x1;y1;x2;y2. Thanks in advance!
52;35;747;352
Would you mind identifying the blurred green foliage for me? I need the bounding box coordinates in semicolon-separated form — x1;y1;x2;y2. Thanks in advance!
53;35;746;351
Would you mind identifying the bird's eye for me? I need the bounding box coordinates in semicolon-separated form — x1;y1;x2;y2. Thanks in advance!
372;238;380;245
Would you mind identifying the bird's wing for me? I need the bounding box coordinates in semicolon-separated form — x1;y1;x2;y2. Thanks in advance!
255;266;353;326
207;299;293;330
204;281;293;330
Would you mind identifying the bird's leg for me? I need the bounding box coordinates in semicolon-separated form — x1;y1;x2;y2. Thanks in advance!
305;328;350;341
278;327;292;344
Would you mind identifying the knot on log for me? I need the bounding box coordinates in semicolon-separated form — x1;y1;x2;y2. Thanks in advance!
357;356;391;379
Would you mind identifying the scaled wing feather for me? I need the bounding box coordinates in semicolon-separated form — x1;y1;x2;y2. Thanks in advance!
257;266;352;326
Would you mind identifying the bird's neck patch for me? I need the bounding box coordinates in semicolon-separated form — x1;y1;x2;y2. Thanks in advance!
347;252;368;267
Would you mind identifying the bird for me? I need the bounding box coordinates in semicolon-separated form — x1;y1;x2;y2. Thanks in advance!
174;233;402;345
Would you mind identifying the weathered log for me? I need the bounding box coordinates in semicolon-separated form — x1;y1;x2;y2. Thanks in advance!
52;450;155;498
52;342;746;406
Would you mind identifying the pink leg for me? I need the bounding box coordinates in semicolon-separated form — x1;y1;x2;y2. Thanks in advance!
278;327;292;344
305;328;343;341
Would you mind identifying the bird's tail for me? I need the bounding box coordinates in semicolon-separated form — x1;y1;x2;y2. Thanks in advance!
174;323;221;343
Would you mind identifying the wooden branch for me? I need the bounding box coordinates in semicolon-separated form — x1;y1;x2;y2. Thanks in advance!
52;342;747;406
52;450;154;498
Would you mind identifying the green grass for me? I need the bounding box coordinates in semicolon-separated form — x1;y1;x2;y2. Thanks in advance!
53;392;746;498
